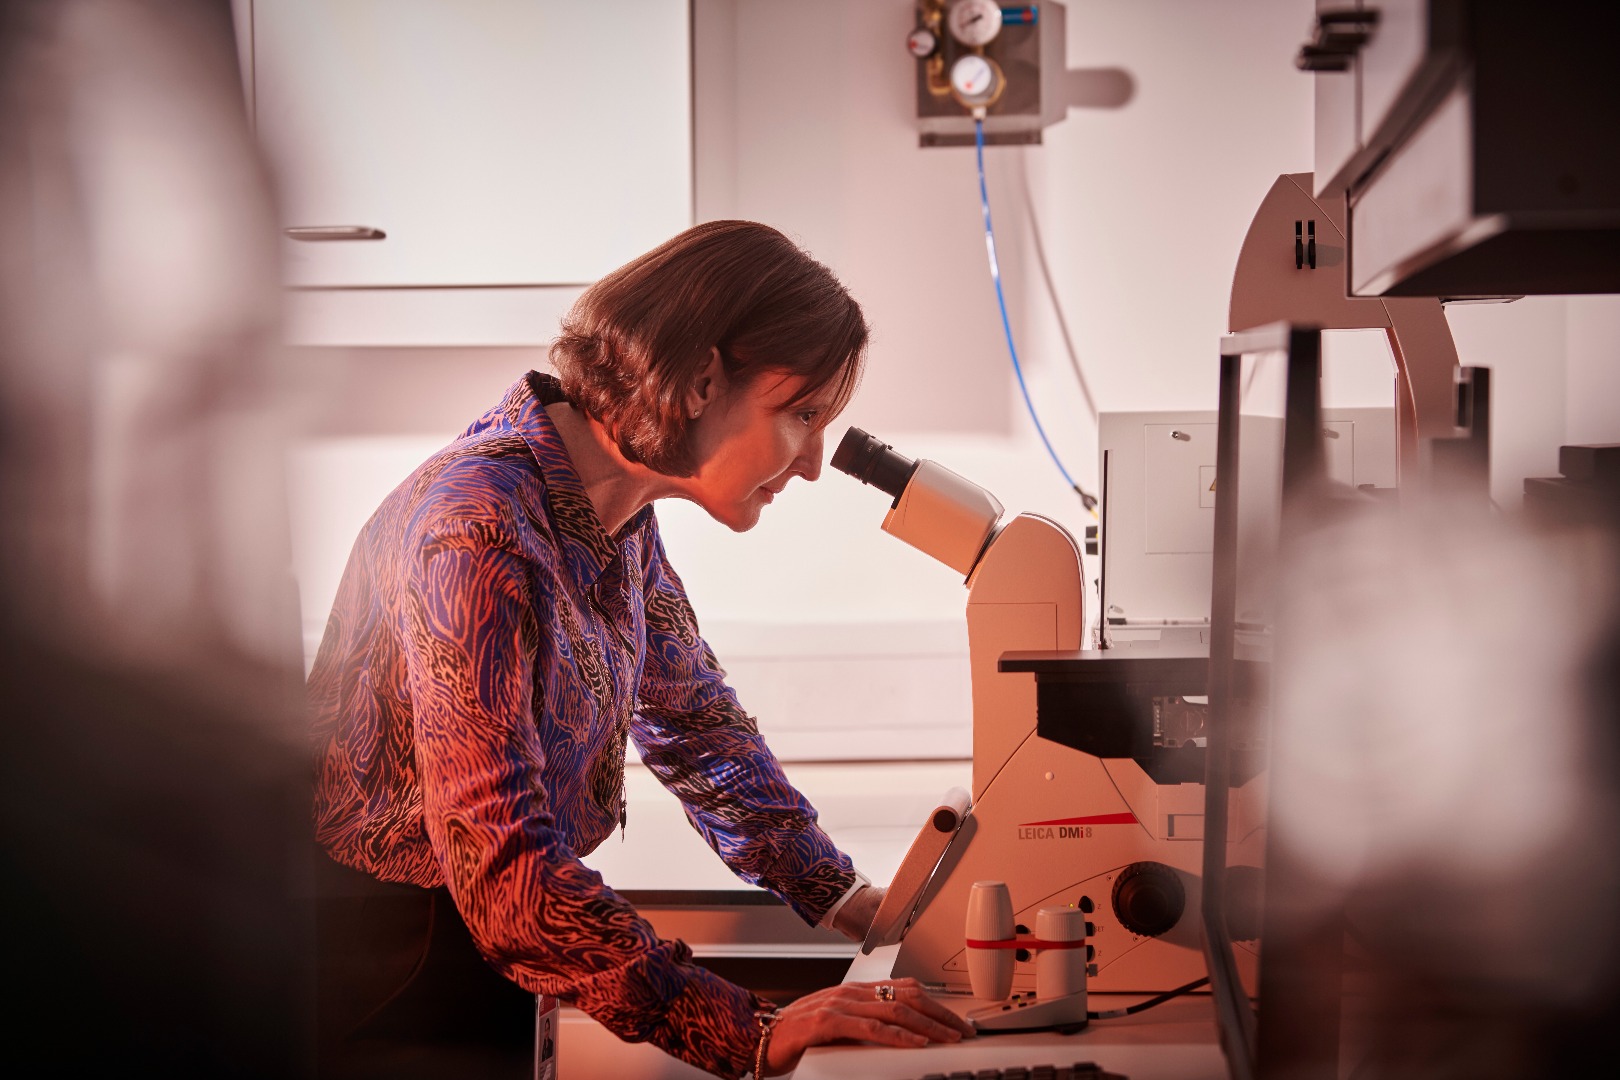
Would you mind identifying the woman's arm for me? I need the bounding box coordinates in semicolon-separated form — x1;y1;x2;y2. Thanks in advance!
401;509;765;1078
632;526;863;927
758;978;974;1076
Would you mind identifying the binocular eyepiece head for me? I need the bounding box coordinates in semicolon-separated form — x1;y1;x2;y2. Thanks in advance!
831;427;918;502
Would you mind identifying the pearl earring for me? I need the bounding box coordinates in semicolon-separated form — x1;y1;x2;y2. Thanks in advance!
690;406;703;419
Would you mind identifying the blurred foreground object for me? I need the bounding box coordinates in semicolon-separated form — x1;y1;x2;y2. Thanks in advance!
0;0;312;1074
1267;474;1620;1078
1523;444;1620;531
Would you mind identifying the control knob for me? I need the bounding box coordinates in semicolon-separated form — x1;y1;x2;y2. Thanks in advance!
1111;862;1185;938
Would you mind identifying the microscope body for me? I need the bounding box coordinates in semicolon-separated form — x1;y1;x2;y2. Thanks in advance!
838;430;1237;997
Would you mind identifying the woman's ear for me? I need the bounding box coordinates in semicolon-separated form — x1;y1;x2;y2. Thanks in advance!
685;346;729;420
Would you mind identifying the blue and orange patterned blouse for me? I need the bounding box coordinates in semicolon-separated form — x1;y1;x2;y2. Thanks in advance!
308;372;857;1078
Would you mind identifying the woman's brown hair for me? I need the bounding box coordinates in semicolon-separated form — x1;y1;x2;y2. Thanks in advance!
549;220;869;476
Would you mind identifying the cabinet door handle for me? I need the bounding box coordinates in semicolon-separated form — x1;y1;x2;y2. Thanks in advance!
282;226;387;241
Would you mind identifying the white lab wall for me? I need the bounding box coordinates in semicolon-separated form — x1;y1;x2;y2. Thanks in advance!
1444;297;1569;509
671;0;1326;644
676;0;1620;621
286;0;1620;761
1439;294;1620;508
1567;297;1620;447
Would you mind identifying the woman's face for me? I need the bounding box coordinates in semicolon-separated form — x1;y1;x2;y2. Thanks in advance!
682;368;843;532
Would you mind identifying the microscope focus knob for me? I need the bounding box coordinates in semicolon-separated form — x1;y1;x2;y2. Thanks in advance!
1111;862;1185;938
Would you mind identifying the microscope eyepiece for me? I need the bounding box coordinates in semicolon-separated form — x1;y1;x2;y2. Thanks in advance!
831;427;919;501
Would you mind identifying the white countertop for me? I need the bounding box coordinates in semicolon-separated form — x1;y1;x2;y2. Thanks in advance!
794;947;1231;1080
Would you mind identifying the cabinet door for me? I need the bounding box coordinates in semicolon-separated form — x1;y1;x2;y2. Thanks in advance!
254;0;692;287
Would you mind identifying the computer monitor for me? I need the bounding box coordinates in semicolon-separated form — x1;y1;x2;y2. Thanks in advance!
1201;324;1332;1080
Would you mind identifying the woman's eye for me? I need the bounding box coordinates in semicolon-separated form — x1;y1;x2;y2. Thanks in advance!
797;409;818;426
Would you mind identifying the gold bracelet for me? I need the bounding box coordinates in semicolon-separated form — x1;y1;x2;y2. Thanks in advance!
752;1005;780;1078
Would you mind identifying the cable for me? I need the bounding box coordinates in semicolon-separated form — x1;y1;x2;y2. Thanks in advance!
974;114;1097;515
1016;151;1099;426
972;973;1214;1037
1087;975;1210;1020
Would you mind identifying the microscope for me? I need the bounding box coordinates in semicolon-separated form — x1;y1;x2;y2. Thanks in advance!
832;428;1251;1000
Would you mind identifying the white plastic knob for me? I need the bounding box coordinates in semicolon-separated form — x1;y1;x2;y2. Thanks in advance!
1035;906;1088;1002
965;880;1015;1001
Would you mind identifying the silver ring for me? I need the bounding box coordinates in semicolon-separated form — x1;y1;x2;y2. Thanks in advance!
875;984;896;1002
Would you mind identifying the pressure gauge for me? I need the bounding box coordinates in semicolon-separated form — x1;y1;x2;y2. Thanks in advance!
947;0;1003;47
906;26;937;58
950;52;1001;106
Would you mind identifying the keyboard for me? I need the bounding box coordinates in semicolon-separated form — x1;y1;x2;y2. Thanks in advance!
915;1065;1127;1080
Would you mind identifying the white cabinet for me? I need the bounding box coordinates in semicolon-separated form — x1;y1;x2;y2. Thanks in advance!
247;0;692;291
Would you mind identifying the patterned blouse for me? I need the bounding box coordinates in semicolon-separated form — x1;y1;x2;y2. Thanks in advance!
308;372;857;1078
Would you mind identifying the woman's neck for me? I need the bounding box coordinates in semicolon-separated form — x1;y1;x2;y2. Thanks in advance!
544;401;677;536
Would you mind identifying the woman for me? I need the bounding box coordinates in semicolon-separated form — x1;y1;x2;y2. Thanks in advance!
307;220;972;1078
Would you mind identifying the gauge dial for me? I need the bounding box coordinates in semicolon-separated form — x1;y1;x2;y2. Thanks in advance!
947;0;1003;47
906;27;937;58
950;52;1000;105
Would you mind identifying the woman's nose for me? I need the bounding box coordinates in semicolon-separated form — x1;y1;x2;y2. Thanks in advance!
798;428;825;483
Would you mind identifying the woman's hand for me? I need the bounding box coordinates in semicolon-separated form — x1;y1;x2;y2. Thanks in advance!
830;882;885;942
762;977;975;1076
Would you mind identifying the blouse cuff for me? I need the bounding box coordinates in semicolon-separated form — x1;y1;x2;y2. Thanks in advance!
815;870;871;931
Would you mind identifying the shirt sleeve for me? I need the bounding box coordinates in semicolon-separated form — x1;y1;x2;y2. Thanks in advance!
632;525;859;926
401;510;767;1079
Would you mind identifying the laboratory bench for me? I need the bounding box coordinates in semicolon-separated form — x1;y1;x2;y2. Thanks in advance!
552;949;1228;1080
572;735;1229;1079
793;946;1228;1080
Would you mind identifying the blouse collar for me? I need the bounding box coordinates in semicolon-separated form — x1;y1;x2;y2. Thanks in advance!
506;371;653;590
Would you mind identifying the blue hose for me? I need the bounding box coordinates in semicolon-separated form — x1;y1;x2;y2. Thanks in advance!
974;117;1094;510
